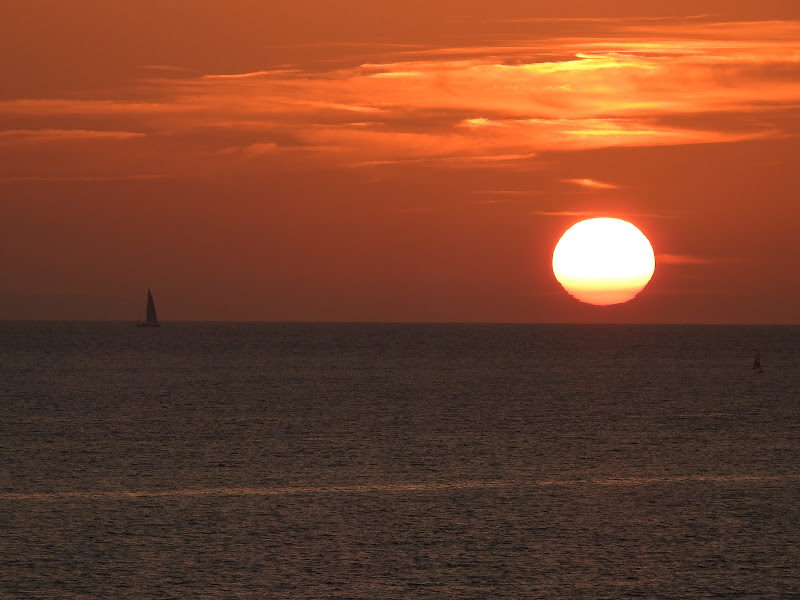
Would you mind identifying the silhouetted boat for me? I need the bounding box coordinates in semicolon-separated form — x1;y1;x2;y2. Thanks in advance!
136;289;160;327
753;350;763;373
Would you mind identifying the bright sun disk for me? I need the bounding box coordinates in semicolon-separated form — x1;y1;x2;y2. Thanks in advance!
552;217;655;305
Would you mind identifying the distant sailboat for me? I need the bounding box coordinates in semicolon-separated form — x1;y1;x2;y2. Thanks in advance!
136;289;160;327
753;350;763;373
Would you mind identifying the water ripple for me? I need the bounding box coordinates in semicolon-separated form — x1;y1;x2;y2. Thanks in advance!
4;473;798;501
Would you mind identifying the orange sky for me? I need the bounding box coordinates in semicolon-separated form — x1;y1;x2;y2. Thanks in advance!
1;0;799;323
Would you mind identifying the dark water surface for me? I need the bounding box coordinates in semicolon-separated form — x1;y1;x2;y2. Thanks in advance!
2;322;799;598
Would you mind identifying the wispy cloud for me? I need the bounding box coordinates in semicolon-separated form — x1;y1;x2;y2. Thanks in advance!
532;210;679;219
349;152;538;169
219;142;281;157
657;253;715;265
0;129;146;143
141;64;195;73
0;99;179;116
203;70;293;80
0;17;798;174
531;210;605;217
563;178;620;189
0;174;167;183
473;190;543;196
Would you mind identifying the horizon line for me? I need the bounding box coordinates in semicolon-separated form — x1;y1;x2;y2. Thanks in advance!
1;319;797;326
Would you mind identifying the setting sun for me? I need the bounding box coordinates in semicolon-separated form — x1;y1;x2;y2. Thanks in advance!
552;218;656;305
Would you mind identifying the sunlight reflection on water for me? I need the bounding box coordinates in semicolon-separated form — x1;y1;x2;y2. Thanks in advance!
4;473;799;501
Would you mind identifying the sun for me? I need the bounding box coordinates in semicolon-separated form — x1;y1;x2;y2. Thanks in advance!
552;218;655;305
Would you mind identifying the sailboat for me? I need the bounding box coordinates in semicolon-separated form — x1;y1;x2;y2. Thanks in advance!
136;289;160;327
753;350;763;373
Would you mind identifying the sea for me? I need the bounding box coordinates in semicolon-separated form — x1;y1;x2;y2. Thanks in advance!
1;322;799;599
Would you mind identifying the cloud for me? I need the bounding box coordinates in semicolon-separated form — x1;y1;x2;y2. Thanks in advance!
473;190;543;196
460;117;503;128
563;178;620;189
349;152;538;169
0;17;798;174
0;174;167;183
531;210;604;217
203;70;291;80
367;71;424;79
0;99;176;116
141;64;195;74
0;129;146;143
532;210;679;219
657;254;714;265
219;142;280;157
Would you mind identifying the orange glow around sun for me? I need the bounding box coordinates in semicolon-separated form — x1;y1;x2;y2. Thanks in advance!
552;218;656;305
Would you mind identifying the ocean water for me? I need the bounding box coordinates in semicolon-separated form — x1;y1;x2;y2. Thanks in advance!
1;322;799;599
